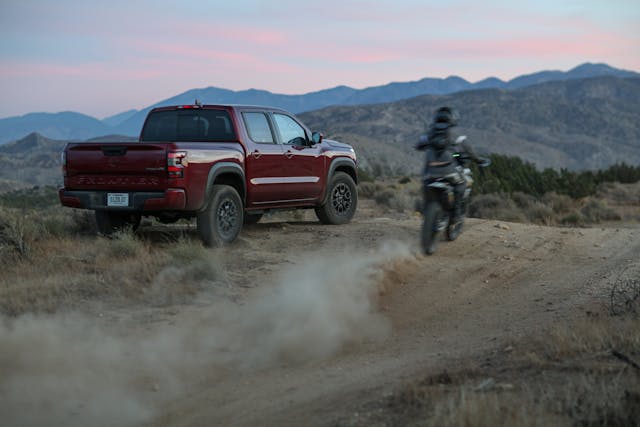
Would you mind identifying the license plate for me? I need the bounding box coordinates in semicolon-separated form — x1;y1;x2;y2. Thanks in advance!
107;193;129;207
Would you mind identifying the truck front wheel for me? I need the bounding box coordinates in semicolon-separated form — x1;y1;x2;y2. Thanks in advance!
197;185;243;246
315;171;357;225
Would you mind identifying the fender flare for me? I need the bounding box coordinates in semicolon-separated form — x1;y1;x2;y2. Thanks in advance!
200;162;246;211
322;157;357;205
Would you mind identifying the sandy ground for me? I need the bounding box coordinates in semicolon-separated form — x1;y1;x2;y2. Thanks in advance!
145;201;639;427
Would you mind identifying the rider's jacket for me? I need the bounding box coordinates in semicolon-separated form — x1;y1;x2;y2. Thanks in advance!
415;126;462;182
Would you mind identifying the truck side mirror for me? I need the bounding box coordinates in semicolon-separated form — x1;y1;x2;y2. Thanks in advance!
311;132;323;145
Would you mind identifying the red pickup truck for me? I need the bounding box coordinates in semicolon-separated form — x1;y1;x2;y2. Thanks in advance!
59;104;358;245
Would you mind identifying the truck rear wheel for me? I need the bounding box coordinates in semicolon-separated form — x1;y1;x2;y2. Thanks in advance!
315;171;357;225
197;184;243;247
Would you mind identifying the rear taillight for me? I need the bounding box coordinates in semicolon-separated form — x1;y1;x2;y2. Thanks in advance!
167;151;188;178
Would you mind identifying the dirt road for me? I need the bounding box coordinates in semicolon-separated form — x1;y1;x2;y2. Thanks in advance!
145;202;639;427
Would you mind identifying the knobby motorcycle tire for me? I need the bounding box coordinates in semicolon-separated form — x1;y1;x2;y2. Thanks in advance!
446;217;463;241
421;200;443;255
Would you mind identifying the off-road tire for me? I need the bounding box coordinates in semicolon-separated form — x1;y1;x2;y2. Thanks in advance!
446;217;463;241
197;185;243;247
421;200;442;255
315;171;357;225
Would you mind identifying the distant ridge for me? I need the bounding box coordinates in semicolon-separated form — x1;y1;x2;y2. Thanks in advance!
0;112;110;145
0;62;637;144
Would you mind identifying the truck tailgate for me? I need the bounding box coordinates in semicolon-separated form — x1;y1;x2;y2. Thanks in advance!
65;143;169;191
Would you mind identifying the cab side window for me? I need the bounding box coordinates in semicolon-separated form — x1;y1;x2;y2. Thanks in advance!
274;114;306;145
243;112;275;143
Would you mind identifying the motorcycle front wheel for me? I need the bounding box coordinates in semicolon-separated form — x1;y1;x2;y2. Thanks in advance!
446;216;463;241
421;200;443;255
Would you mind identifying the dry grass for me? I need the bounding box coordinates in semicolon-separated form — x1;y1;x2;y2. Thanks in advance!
0;206;225;316
340;312;640;427
359;178;422;214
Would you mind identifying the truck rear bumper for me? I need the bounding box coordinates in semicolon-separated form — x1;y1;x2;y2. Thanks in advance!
58;188;187;211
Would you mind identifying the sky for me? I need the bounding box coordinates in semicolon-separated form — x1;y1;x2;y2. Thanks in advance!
0;0;639;119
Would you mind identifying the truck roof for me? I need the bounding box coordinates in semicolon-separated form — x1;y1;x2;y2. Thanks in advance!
149;104;290;113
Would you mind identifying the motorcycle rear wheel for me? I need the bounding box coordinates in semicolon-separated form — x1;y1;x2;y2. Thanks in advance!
421;200;442;255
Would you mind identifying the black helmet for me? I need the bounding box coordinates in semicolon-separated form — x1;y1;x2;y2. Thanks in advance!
433;106;458;127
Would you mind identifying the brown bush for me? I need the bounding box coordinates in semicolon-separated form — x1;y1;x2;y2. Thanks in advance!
581;199;622;222
468;194;527;222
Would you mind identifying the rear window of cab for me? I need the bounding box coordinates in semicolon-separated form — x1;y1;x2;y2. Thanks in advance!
141;109;236;142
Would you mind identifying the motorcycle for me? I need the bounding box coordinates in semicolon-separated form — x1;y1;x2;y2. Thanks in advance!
420;136;490;255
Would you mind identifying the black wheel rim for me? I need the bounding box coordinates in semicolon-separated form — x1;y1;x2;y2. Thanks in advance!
217;198;238;239
331;183;352;215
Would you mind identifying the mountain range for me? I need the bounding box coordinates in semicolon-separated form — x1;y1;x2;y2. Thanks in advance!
299;75;640;172
2;73;638;191
1;62;637;144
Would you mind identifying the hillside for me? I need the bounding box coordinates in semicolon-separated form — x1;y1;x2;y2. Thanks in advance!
0;133;67;188
300;76;640;172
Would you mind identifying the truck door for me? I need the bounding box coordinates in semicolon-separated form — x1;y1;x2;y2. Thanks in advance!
241;111;286;205
272;113;324;202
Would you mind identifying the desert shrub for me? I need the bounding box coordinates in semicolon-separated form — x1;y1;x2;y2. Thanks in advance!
541;192;574;214
468;194;526;222
96;230;144;259
609;266;640;317
166;239;222;283
0;185;59;209
597;181;640;205
70;210;98;235
358;181;383;199
510;191;536;210
369;183;420;213
580;199;621;222
523;202;554;225
475;155;640;198
0;207;40;262
146;239;225;306
374;188;397;208
398;176;411;184
561;212;584;226
358;168;375;183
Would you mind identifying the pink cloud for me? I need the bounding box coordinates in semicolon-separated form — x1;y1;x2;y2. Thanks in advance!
0;62;168;80
174;23;287;46
121;37;302;76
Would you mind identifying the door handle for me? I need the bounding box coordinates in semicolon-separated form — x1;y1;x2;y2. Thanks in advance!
285;150;294;159
252;149;262;159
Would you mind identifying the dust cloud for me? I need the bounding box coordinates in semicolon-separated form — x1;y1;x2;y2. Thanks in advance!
0;241;413;426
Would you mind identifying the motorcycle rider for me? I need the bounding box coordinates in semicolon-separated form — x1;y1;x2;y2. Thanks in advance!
415;106;481;224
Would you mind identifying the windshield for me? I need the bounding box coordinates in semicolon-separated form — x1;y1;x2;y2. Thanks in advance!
140;109;236;142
